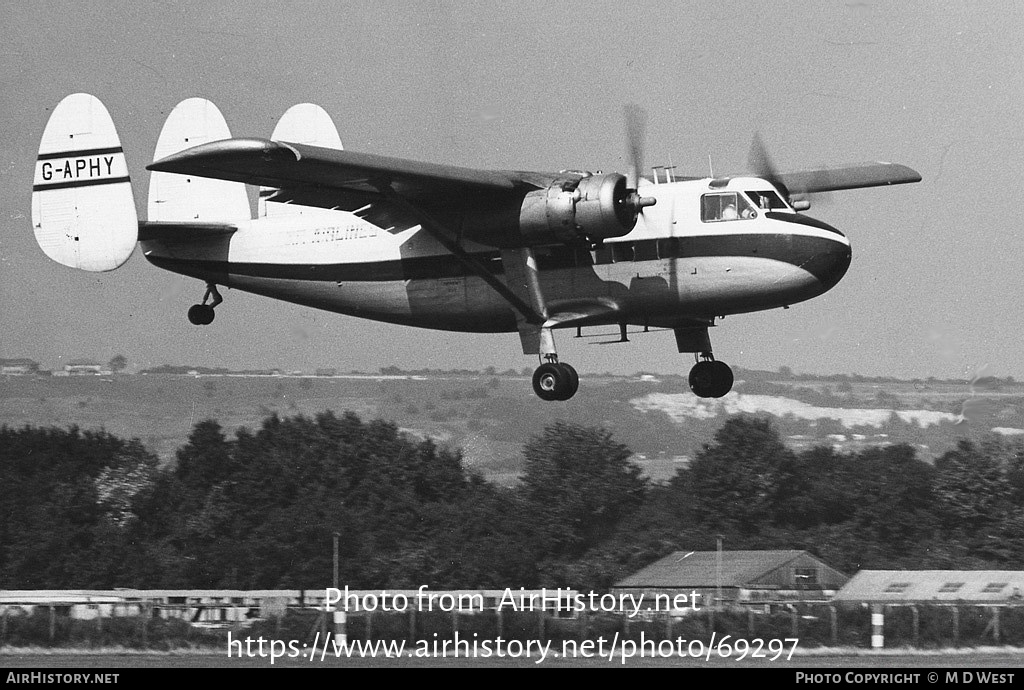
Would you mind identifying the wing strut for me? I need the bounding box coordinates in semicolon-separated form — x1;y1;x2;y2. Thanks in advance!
372;184;543;327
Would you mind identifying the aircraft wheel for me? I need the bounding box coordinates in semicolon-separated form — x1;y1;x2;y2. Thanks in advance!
558;363;580;400
187;304;215;326
533;363;571;401
708;360;734;398
689;360;732;398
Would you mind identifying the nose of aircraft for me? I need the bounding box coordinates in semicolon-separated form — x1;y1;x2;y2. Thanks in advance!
801;233;852;292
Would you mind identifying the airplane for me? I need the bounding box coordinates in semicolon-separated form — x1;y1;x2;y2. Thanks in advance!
31;94;921;401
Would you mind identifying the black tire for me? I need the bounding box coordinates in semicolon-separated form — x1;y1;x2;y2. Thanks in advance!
688;361;716;398
187;305;207;325
533;363;569;401
187;304;215;326
558;363;580;400
709;360;734;398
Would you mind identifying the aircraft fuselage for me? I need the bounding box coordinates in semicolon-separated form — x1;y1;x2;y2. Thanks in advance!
140;176;852;333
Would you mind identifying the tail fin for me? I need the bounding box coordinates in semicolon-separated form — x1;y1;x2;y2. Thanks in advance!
31;93;138;271
259;103;342;218
148;98;250;223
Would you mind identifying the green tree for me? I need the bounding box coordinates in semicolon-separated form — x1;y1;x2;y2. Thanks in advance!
934;440;1013;534
677;416;798;534
519;422;647;561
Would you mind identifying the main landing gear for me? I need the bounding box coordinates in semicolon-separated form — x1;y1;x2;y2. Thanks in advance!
532;357;579;402
688;353;733;398
187;283;222;326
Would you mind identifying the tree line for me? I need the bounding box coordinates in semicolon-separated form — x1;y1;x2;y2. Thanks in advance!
2;413;1023;591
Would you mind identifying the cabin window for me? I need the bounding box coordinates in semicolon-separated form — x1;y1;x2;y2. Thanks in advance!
701;192;756;222
746;190;787;210
938;582;965;593
593;245;613;265
982;582;1008;594
884;582;910;593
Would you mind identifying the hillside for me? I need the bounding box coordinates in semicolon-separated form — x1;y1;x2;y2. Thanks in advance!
0;369;1019;483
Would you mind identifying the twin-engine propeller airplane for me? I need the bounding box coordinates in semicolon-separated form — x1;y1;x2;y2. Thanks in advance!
31;94;921;401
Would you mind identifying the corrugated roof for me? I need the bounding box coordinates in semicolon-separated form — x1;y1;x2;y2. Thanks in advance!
833;570;1024;603
614;550;809;588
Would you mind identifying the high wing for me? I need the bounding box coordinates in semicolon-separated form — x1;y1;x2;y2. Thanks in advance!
146;138;545;206
775;162;922;194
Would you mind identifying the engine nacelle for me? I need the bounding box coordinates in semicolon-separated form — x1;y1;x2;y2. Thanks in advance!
518;172;639;245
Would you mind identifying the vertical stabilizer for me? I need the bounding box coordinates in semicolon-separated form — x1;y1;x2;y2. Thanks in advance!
148;98;250;222
260;103;343;217
31;93;138;271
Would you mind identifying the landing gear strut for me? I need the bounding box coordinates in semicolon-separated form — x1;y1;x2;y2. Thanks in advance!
532;356;579;402
688;353;733;398
187;283;222;326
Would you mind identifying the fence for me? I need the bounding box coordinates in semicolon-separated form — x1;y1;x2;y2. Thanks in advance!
2;601;1024;650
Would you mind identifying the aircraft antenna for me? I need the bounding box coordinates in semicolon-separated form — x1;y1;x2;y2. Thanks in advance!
708;154;714;178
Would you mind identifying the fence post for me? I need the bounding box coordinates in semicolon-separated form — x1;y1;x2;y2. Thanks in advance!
1;607;7;647
991;607;1001;645
49;605;56;644
791;607;799;638
140;603;149;648
408;607;417;645
333;609;347;647
829;605;837;646
871;604;884;649
951;606;960;648
911;605;919;647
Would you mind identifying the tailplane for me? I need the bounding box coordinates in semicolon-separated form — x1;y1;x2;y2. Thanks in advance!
148;98;250;223
31;93;138;271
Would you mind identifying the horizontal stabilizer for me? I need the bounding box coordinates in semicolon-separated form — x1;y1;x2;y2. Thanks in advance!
777;162;922;194
31;93;138;272
148;98;250;223
138;221;237;243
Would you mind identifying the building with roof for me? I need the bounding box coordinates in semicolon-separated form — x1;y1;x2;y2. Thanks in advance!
63;360;108;375
1;358;39;375
613;550;849;610
833;570;1024;605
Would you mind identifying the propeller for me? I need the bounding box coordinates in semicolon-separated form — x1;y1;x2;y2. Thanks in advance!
747;132;832;211
622;103;657;214
625;103;647;189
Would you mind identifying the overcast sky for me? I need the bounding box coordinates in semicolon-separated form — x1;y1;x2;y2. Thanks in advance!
2;1;1022;380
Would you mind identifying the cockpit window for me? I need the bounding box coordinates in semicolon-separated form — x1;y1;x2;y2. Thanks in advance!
701;192;756;222
746;190;787;210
